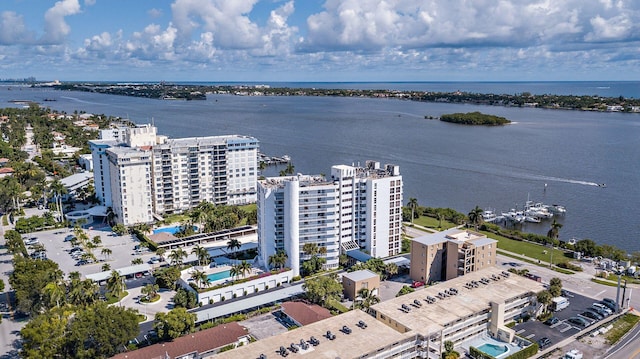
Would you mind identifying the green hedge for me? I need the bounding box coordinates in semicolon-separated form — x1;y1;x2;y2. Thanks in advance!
505;343;538;359
469;346;495;359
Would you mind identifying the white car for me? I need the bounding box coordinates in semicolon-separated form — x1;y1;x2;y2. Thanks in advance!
593;302;613;315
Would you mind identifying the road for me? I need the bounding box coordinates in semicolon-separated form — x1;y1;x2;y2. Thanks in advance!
602;312;640;359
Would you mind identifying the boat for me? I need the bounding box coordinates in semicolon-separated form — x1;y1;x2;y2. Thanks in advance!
501;210;525;224
524;201;553;219
525;216;541;223
482;210;498;222
547;204;566;215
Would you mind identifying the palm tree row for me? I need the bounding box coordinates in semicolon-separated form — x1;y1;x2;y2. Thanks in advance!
230;261;252;281
268;249;288;270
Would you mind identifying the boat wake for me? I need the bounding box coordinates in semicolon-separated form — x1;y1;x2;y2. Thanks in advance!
60;96;104;105
526;174;600;187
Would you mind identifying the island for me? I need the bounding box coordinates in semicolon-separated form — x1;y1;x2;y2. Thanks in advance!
439;111;511;125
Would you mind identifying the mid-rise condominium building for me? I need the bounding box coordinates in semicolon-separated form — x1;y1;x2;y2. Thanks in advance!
410;228;497;284
257;161;402;276
89;124;258;225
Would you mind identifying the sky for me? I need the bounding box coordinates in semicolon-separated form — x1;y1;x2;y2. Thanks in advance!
1;0;639;82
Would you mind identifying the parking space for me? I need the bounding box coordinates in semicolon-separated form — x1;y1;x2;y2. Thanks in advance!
378;274;414;302
240;312;289;340
513;290;614;350
29;227;155;279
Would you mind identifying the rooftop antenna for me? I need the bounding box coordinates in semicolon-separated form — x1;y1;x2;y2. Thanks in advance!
152;117;155;126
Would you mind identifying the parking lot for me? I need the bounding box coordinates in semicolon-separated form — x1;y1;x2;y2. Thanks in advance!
25;226;156;279
512;289;616;351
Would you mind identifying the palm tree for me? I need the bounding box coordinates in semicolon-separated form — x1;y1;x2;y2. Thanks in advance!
168;248;188;266
156;247;167;261
190;269;209;288
92;236;102;246
42;280;66;308
537;290;553;312
547;219;563;242
191;245;210;267
229;264;241;281
356;288;380;312
384;263;399;279
468;205;484;230
408;198;418;224
105;207;116;226
141;283;160;301
101;263;111;271
106;270;126;299
131;258;144;265
226;238;242;258
268;249;288;270
437;212;445;229
69;279;99;306
101;247;112;261
49;179;67;222
238;260;252;278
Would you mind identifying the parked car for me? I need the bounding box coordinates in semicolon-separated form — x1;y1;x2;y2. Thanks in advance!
567;316;590;328
580;310;602;321
601;298;619;312
544;317;559;326
537;337;551;349
64;235;75;242
591;305;610;317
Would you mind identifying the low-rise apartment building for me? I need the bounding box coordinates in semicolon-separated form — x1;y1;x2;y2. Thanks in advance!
410;228;497;284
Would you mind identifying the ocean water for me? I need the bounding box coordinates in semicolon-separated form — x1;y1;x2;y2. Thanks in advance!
1;82;639;253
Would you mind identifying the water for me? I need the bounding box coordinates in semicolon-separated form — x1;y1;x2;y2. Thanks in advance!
207;270;232;282
477;343;508;357
1;83;639;253
152;225;184;235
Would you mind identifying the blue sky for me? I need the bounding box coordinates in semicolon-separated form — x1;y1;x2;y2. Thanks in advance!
1;0;639;82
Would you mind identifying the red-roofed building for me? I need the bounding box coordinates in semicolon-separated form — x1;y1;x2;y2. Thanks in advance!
280;301;332;326
0;167;14;178
111;322;249;359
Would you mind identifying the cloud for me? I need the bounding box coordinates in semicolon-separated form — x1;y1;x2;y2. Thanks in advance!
585;14;633;41
0;11;34;45
148;8;163;19
42;0;82;44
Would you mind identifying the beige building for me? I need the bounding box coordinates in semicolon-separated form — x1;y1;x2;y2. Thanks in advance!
341;269;381;301
212;267;543;359
410;228;497;284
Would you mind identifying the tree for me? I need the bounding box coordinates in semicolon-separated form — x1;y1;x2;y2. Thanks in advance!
92;235;102;246
10;257;64;314
168;248;188;266
156;247;167;260
269;249;288;270
141;283;160;301
155;266;181;290
303;275;343;306
106;270;126;299
154;307;196;340
396;285;415;297
4;229;27;257
442;340;460;359
537;290;553;312
226;238;242;258
173;287;198;309
238;260;252;278
191;245;210;266
65;302;140;358
131;258;144;265
355;287;380;311
549;277;562;288
68;279;99;307
408;198;418;223
111;223;127;236
42;280;66;309
549;285;562;298
384;263;399;279
101;263;111;271
100;247;112;261
468;205;483;230
547;219;563;242
49;179;67;222
19;307;72;358
574;239;600;257
190;269;209;288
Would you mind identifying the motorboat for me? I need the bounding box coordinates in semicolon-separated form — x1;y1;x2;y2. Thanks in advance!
525;216;541;223
482;210;498;222
547;204;567;215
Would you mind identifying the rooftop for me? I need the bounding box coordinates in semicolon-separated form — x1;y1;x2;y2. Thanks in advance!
281;301;332;326
371;266;545;336
212;310;410;359
412;228;492;246
259;174;331;189
112;322;248;359
342;269;379;282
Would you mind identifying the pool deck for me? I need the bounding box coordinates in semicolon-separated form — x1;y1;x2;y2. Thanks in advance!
460;332;524;359
182;265;262;288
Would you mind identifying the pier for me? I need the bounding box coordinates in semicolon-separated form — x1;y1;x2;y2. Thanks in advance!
258;152;291;166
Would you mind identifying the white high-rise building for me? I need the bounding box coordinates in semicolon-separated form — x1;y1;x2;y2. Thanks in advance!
106;147;153;226
89;124;259;224
257;161;402;276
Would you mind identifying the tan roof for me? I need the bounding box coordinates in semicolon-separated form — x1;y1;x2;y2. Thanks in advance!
281;301;332;326
0;167;14;174
371;266;545;335
111;322;248;359
213;310;410;359
148;232;178;244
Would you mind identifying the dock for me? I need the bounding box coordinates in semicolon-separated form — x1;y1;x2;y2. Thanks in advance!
258;152;291;166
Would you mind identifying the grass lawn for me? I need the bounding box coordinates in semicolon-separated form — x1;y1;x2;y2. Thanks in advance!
411;216;456;230
498;250;575;274
105;291;128;304
590;278;619;287
140;294;161;303
605;313;640;344
482;231;570;265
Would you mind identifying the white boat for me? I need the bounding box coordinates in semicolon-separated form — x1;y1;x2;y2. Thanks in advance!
525;201;554;219
502;209;525;223
547;204;567;215
525;216;541;223
482;210;498;222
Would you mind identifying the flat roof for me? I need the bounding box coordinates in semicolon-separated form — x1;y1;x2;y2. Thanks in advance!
412;228;488;246
342;269;379;282
85;263;151;282
371;266;545;336
213;310;410;359
345;249;372;263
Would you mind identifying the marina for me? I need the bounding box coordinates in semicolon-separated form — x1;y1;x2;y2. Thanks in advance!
258;152;291;166
487;199;566;226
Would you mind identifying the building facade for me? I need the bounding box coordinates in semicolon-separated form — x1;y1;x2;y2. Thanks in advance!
257;161;402;276
89;124;258;225
410;228;498;284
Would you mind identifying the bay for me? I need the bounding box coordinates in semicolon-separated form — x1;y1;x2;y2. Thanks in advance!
1;83;638;253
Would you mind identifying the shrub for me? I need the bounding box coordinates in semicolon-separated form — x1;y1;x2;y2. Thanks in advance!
243;290;248;296
291;275;302;282
265;285;269;290
232;293;237;299
209;299;214;305
254;288;259;293
557;262;582;272
221;296;225;301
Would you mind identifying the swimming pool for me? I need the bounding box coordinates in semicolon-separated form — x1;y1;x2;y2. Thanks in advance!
477;343;508;358
207;270;232;282
153;225;196;235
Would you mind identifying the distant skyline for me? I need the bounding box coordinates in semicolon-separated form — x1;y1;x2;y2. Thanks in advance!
1;0;639;82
